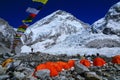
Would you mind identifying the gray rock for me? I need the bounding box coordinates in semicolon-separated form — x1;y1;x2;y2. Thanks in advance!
59;70;66;75
102;77;108;80
85;72;102;80
60;76;67;80
3;53;14;59
2;50;119;80
35;69;50;79
23;68;34;76
29;62;36;67
74;61;89;74
53;75;75;80
102;72;111;77
107;76;120;80
14;71;25;80
0;75;9;80
15;64;27;71
0;65;6;75
23;76;38;80
76;75;85;80
114;64;120;70
52;76;61;80
13;60;21;67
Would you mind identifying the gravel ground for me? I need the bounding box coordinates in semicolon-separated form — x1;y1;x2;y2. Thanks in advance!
0;52;120;80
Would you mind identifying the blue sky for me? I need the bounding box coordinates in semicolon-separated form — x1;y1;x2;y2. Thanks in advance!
0;0;119;28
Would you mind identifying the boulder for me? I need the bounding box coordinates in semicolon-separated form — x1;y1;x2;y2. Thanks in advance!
84;72;102;80
0;65;6;75
74;61;89;74
14;71;25;80
35;69;50;79
0;75;9;80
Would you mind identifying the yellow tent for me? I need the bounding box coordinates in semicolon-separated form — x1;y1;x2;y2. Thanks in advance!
2;58;14;67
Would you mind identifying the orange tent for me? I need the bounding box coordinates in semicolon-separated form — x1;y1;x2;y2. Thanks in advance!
44;62;59;77
33;60;76;78
36;63;46;70
112;55;120;64
49;68;58;77
93;57;106;67
68;60;75;68
53;63;62;72
56;61;70;70
46;65;58;77
80;59;91;67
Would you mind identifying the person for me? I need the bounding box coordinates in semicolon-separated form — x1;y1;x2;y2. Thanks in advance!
96;53;99;57
31;48;34;52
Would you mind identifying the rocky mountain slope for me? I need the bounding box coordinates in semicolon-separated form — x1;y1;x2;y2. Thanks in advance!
0;18;15;54
92;2;120;36
0;18;15;42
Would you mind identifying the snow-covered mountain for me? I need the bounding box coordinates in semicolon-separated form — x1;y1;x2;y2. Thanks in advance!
92;2;120;36
0;18;15;53
0;18;15;40
21;2;120;57
21;10;90;49
43;33;120;57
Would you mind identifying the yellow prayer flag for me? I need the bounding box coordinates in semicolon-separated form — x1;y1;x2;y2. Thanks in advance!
32;0;48;4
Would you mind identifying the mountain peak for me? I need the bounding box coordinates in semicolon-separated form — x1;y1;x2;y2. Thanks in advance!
47;10;77;21
22;10;90;46
52;10;75;18
53;10;68;15
0;17;15;49
0;18;8;25
92;1;120;35
106;1;120;21
29;9;90;29
112;1;120;8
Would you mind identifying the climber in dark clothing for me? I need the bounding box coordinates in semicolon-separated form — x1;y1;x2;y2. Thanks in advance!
31;48;33;52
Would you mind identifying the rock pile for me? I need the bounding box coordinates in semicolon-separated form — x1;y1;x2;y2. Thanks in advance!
0;52;119;80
